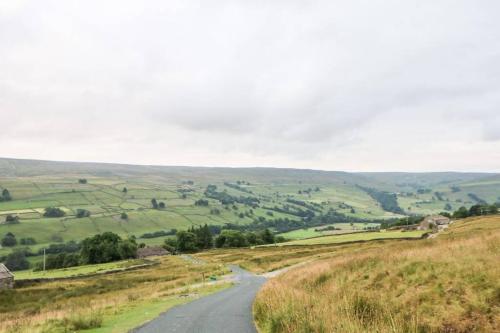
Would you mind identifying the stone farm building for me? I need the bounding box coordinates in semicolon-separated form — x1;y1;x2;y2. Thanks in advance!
0;263;14;289
136;246;170;258
418;215;451;231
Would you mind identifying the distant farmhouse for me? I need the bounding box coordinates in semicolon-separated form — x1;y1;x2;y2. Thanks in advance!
0;263;14;289
418;215;451;231
136;246;170;258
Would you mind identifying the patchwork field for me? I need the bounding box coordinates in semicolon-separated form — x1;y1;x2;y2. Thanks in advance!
1;158;499;267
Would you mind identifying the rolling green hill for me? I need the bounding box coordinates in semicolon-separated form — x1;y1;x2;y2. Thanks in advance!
1;157;499;261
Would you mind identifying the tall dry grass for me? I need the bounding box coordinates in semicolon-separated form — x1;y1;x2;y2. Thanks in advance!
0;255;227;332
254;216;500;333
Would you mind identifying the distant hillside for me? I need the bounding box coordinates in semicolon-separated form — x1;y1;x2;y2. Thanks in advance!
0;157;499;264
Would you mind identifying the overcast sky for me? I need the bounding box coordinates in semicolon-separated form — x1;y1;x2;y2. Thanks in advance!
1;1;499;172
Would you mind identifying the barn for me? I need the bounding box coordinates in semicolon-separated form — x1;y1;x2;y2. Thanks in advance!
0;263;14;289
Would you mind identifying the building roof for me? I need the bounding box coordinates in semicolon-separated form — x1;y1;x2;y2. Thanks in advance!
0;263;14;279
137;246;170;258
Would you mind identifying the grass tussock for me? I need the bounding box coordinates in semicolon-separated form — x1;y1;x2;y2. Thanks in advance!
254;216;500;333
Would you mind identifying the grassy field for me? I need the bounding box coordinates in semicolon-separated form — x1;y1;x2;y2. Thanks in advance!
1;159;499;266
254;216;500;333
279;230;426;246
13;259;150;280
0;255;230;333
278;222;380;240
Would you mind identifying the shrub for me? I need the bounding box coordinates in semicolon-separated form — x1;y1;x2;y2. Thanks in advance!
1;232;17;247
76;209;91;218
4;214;19;224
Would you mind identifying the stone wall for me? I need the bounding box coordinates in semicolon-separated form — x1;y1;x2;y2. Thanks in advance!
0;277;14;289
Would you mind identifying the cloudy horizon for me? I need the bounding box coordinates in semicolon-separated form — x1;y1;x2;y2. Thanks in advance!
1;1;499;172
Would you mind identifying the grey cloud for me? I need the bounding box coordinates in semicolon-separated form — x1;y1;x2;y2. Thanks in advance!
0;0;499;170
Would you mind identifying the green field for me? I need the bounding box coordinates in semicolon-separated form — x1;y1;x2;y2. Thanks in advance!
278;222;380;240
279;230;426;246
13;259;149;280
1;158;499;264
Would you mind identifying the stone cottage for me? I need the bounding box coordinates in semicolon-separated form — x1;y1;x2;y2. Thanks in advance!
0;263;14;289
418;215;451;231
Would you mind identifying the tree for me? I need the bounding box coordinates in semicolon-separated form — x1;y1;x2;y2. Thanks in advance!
260;229;275;244
43;207;66;218
158;202;166;209
76;209;91;218
5;250;30;271
20;237;36;245
191;224;213;249
1;188;12;201
176;231;198;252
122;187;128;193
453;206;469;218
78;179;87;184
118;239;138;259
151;198;159;209
194;199;209;206
1;232;17;247
163;238;178;253
80;232;137;264
215;230;248;248
121;212;128;220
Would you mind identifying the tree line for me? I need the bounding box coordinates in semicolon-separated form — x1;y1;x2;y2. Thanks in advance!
163;224;281;253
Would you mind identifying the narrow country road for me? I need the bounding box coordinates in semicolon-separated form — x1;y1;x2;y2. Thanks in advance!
133;265;267;333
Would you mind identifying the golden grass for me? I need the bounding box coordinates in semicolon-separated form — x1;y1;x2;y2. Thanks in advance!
254;216;500;333
0;256;228;333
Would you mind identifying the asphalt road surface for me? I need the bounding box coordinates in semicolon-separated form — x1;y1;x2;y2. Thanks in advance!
134;265;267;333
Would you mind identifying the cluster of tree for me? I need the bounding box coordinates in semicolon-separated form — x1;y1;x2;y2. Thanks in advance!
434;192;445;201
451;203;499;218
204;185;260;207
43;207;66;218
264;205;315;219
78;178;87;184
285;198;322;212
417;188;432;194
3;250;30;271
20;237;36;245
76;209;91;218
224;182;253;194
380;216;424;229
38;241;81;255
357;185;404;214
215;229;278;248
151;198;166;209
3;214;19;224
1;232;17;247
297;187;320;195
34;253;80;271
0;189;12;202
210;208;221;215
140;229;177;239
450;185;461;193
194;199;209;206
164;225;280;253
80;232;137;264
467;193;487;205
